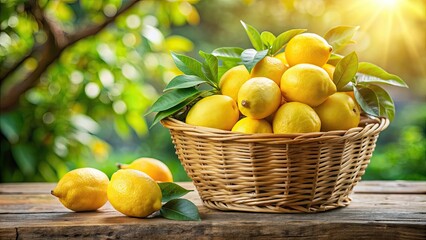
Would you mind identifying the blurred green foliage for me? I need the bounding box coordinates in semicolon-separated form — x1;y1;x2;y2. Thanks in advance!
1;0;425;182
1;0;198;182
364;102;426;180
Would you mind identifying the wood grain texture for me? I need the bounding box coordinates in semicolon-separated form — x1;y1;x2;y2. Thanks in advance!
0;181;425;239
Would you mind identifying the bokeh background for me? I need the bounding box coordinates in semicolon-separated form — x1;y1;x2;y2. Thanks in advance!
1;0;425;182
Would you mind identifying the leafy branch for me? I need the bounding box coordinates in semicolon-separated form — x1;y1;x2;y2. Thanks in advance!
0;0;140;112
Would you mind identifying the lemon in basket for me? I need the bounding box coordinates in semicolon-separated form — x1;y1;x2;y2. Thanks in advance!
315;92;361;131
219;65;251;102
273;102;321;134
280;63;336;107
108;169;162;218
117;157;173;182
238;77;281;119
51;168;109;212
250;56;288;86
232;117;272;134
186;95;239;130
285;33;332;67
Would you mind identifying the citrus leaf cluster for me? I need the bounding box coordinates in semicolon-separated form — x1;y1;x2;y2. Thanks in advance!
158;182;200;221
147;21;408;125
242;22;408;121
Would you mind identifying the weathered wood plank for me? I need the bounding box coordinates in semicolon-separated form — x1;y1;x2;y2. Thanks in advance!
2;219;425;240
0;182;425;240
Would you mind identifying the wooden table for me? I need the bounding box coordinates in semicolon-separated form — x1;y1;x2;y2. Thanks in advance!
1;181;425;239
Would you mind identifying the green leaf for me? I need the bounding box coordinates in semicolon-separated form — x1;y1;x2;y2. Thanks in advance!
240;20;264;51
324;25;359;52
333;52;358;91
0;112;23;144
158;182;193;202
160;199;201;221
354;84;395;121
260;31;276;48
212;47;244;61
357;62;408;88
171;52;205;79
164;75;206;92
146;88;200;115
11;144;36;175
327;53;344;65
199;50;219;86
271;29;306;55
151;91;203;127
241;49;269;72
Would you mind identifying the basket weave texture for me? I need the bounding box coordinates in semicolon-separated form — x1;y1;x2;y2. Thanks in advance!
162;116;389;213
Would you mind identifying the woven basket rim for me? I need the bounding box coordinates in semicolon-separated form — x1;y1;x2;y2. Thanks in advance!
161;116;389;143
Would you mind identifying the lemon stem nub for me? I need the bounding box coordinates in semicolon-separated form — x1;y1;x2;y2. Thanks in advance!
51;190;56;197
241;100;250;108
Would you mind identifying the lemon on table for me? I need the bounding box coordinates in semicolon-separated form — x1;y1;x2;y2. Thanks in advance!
185;95;239;130
280;63;336;107
107;169;162;218
118;157;173;182
219;65;251;102
231;117;272;134
250;56;288;86
238;77;281;119
285;33;332;67
315;92;361;131
273;102;321;134
51;168;109;212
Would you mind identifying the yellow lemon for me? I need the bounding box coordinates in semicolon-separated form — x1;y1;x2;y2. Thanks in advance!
219;65;251;102
238;77;282;119
186;95;239;130
250;56;288;86
280;63;336;107
107;169;162;218
314;92;361;131
231;117;272;134
273;102;321;134
285;33;333;67
274;52;289;67
51;168;109;212
118;157;173;182
322;63;335;80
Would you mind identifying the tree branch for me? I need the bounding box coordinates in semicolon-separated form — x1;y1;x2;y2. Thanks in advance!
0;0;141;112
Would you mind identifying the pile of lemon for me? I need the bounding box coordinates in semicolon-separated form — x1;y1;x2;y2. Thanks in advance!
51;158;173;217
186;33;360;134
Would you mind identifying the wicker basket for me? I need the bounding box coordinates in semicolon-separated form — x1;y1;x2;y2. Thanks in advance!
161;116;389;213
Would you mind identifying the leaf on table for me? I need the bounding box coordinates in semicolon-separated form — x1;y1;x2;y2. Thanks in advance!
240;20;264;51
241;49;269;72
271;29;306;55
160;199;201;221
145;88;201;115
357;62;408;88
158;182;193;202
324;25;359;52
354;84;395;121
333;52;358;90
164;75;207;92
